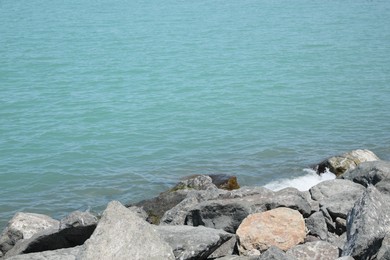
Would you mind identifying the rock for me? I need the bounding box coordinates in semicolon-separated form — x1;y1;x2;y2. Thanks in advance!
335;257;354;260
342;185;390;259
78;201;174;260
156;225;232;260
236;208;306;256
208;235;237;258
208;174;240;190
126;205;149;220
0;212;59;256
286;241;339;260
341;160;390;194
212;256;259;260
5;246;81;260
59;210;97;229
314;149;379;176
183;187;311;233
327;232;347;251
376;234;390;260
258;246;291;260
305;212;328;240
310;179;365;220
129;175;219;224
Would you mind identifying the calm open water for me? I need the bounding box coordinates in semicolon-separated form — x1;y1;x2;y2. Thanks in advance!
1;0;390;229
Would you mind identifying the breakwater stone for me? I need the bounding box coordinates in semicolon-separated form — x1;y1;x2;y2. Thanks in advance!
1;150;389;260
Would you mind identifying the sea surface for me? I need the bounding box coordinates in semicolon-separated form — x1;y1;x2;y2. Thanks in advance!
1;0;390;230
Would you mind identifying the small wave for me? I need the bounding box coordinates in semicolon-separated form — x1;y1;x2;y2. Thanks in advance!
264;168;336;191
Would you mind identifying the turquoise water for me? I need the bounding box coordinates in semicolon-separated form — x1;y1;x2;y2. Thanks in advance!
1;0;390;229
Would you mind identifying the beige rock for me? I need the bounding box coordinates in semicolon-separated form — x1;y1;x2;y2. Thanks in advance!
236;207;306;256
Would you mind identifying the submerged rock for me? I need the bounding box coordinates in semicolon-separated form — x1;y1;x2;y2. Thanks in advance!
236;207;306;256
314;149;379;176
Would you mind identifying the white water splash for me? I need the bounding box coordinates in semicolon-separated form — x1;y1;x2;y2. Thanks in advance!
264;168;336;191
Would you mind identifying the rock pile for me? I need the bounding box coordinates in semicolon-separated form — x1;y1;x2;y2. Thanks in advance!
0;149;389;259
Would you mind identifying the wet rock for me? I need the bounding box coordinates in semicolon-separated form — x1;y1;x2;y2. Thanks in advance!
236;208;306;256
208;174;240;190
314;149;379;176
0;212;59;256
78;201;174;260
156;225;232;260
310;179;365;220
287;241;339;260
342;186;390;259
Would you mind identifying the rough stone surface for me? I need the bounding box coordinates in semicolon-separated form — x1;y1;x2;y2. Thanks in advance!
78;201;174;260
376;234;390;260
208;174;240;190
157;225;232;260
314;149;379;176
258;246;291;260
0;213;59;256
183;187;310;233
5;246;81;260
287;241;339;260
59;211;97;230
341;160;390;189
212;256;259;260
310;179;365;219
208;235;237;259
342;185;390;259
236;208;306;256
305;212;328;240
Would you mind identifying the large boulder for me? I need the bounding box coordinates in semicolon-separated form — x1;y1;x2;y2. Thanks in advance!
341;160;390;194
156;225;232;260
236;208;306;256
342;186;390;259
314;149;379;176
3;210;97;258
0;212;59;256
286;241;339;260
128;174;238;224
309;179;365;220
78;201;174;260
182;187;311;233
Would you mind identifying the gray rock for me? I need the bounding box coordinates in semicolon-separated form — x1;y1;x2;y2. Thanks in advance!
126;206;149;220
305;212;328;240
59;211;97;230
287;241;339;260
157;225;232;260
213;256;259;260
341;160;390;197
78;201;174;260
0;212;59;256
183;188;311;233
259;246;291;260
5;246;81;260
208;235;237;258
310;179;365;219
335;257;354;260
377;234;390;260
342;185;390;259
314;149;379;176
327;232;347;251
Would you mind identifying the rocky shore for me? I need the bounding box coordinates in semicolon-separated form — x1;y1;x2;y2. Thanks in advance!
0;149;389;260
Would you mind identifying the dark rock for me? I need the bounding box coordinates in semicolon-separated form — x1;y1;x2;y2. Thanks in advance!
129;175;219;224
78;201;174;260
156;225;232;260
319;207;336;233
287;241;339;260
208;174;240;190
342;185;390;259
259;246;291;260
183;187;311;233
310;179;365;220
313;149;379;176
341;160;390;196
305;211;328;240
5;246;81;260
377;234;390;260
0;213;59;256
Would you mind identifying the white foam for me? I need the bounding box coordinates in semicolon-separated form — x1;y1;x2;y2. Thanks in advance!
263;168;336;191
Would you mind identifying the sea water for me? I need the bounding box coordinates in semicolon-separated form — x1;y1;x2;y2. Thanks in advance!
1;0;390;229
